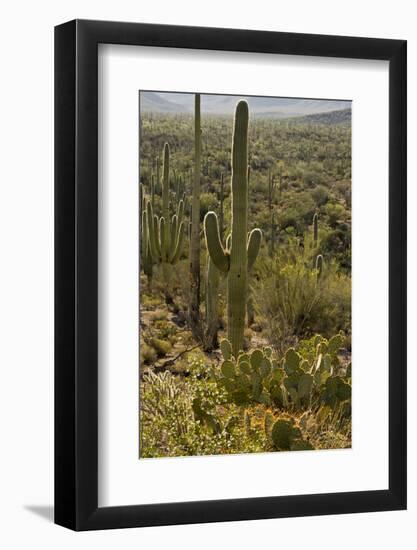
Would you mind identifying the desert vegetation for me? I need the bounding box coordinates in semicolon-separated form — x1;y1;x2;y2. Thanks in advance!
139;93;351;458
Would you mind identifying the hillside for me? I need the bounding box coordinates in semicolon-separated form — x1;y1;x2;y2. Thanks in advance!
290;108;352;126
140;91;351;119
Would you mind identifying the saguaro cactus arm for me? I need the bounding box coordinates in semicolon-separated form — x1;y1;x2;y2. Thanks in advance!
205;255;220;349
316;254;323;280
247;228;262;271
170;221;185;263
204;212;229;273
146;201;159;260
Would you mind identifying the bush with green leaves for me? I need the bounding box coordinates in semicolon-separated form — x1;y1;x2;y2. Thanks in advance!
254;242;351;353
140;358;268;458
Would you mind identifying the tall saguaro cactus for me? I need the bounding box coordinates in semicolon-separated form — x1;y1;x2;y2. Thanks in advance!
313;212;319;243
270;211;277;257
141;203;153;285
219;172;225;242
189;94;203;340
268;169;276;212
204;101;262;356
146;143;185;299
205;256;220;348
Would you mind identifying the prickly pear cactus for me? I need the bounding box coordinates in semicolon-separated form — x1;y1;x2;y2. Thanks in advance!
216;341;286;407
271;418;314;451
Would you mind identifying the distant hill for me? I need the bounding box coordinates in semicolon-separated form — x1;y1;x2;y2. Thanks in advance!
140;91;351;119
140;91;189;113
290;108;352;125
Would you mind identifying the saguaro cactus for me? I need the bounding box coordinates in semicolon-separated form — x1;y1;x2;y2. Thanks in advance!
313;212;319;243
146;143;185;275
270;211;277;257
155;154;161;195
205;255;220;348
150;174;155;208
218;172;225;242
140;203;153;284
204;100;262;356
189;94;203;340
268;169;276;212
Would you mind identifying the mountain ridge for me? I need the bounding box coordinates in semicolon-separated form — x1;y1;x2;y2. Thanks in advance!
140;91;351;119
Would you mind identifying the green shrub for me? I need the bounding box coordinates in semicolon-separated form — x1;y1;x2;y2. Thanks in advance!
141;343;157;364
254;244;350;353
150;338;172;357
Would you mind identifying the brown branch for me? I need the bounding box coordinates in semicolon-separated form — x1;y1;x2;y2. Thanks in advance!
155;344;201;372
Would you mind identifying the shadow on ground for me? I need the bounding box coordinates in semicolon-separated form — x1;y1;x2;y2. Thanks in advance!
24;505;54;523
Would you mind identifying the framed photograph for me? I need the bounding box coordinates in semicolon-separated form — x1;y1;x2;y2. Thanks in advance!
55;20;406;530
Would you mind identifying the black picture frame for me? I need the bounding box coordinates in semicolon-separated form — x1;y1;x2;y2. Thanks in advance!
55;19;407;531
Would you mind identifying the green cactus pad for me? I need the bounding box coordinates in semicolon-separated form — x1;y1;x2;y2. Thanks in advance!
313;334;322;347
239;361;252;375
259;357;272;378
271;419;293;450
317;341;328;355
220;339;232;360
287;387;299;405
284;348;301;374
258;391;271;406
271;367;285;384
328;334;344;355
322;354;332;372
221;360;236;378
235;374;251;390
314;369;331;387
250;349;263;369
222;378;235;393
270;384;284;406
232;390;250;405
298;373;314;399
346;363;352;378
251;372;262;400
238;352;250;364
335;378;351;401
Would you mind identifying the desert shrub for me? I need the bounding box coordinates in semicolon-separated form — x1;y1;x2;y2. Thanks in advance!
199;192;218;221
140;342;157;364
150;338;172;357
312;185;329;206
324;202;348;227
148;308;168;322
154;319;177;340
254;247;350;354
140;363;267;458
